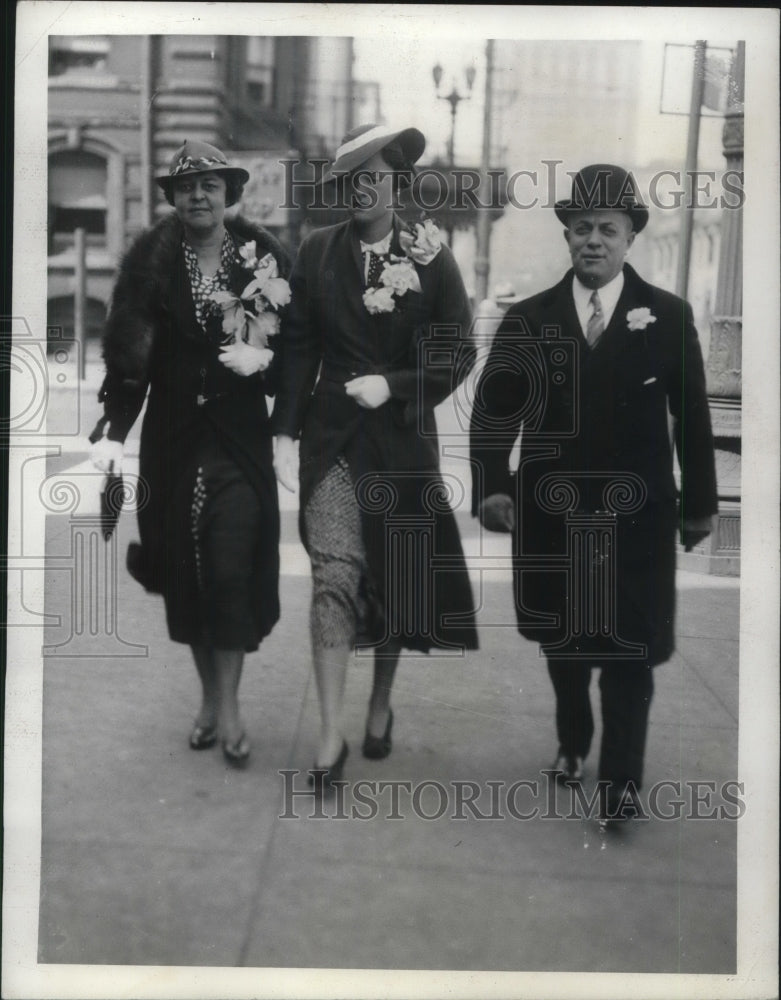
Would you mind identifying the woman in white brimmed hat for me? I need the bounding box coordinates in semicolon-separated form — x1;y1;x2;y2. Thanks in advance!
90;140;289;768
273;124;478;791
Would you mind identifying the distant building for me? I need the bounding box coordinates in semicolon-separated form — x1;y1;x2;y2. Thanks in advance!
47;34;354;350
461;39;642;298
631;164;725;361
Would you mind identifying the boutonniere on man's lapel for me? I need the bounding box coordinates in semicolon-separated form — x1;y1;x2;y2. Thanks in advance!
626;307;657;331
363;219;442;315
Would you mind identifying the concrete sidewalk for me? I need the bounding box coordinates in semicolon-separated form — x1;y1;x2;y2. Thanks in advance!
38;500;740;973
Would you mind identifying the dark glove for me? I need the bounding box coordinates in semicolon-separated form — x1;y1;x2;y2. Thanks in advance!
681;516;714;552
479;493;515;533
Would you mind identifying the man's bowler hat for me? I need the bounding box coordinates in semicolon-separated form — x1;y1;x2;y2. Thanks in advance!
554;163;649;232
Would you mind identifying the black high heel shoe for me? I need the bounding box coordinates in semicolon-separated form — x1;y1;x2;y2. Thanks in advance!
189;722;218;750
362;708;393;760
222;732;250;768
307;740;349;793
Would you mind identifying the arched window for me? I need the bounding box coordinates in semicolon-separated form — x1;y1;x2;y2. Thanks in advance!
48;149;108;254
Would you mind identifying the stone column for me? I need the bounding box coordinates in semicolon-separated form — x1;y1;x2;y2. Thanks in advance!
701;41;744;575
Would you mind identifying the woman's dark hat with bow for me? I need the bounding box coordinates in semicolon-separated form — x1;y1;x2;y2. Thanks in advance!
554;163;649;232
156;140;250;205
320;123;426;185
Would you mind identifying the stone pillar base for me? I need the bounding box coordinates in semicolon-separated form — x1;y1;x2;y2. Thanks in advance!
677;499;741;576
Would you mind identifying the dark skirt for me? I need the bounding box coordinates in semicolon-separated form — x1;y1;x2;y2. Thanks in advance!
133;426;279;652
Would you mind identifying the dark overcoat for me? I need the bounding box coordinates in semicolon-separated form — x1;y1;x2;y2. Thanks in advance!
96;213;289;648
470;264;718;666
273;215;479;652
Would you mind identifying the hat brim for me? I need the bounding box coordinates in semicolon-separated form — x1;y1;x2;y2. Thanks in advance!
320;126;425;185
156;165;250;193
555;199;649;233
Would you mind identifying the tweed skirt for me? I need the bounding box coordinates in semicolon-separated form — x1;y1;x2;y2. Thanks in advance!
303;455;369;648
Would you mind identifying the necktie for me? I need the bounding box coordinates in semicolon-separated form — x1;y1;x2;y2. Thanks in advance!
366;250;386;287
586;290;605;347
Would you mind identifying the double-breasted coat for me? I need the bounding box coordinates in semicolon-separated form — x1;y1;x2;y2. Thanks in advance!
274;215;479;652
96;213;288;649
470;264;718;666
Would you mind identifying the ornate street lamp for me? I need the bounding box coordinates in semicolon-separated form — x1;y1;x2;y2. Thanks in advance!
432;62;476;166
432;62;476;243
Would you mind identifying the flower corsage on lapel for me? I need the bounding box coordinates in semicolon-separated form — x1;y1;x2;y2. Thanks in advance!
363;219;442;315
208;241;291;370
626;307;657;331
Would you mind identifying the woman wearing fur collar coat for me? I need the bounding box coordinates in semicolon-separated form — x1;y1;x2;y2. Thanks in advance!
90;141;289;768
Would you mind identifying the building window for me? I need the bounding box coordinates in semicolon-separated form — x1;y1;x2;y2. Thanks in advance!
49;36;110;77
49;149;108;254
246;36;274;107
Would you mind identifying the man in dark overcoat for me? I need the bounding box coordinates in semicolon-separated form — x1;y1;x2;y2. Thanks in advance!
470;163;718;821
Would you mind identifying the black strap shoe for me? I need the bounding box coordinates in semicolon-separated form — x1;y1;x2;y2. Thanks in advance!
551;750;584;784
362;709;394;760
189;722;218;750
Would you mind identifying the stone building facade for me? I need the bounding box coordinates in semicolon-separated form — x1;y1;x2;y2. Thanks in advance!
47;34;355;349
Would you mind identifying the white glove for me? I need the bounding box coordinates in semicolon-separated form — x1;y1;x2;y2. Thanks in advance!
90;437;124;473
344;375;391;409
219;342;273;376
273;435;299;493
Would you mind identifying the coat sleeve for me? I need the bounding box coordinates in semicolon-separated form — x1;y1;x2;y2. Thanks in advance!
667;300;718;520
383;243;475;418
469;307;530;515
94;237;157;444
271;236;322;439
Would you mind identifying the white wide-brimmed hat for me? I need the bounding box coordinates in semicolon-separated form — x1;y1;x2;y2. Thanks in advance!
320;123;426;185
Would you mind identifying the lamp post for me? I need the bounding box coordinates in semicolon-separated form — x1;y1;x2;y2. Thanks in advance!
432;62;476;243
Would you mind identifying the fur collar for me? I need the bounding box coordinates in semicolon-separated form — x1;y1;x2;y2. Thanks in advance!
102;213;289;384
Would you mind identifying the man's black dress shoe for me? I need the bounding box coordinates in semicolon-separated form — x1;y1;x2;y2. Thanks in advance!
599;785;642;826
307;740;349;793
551;751;584;783
362;709;393;760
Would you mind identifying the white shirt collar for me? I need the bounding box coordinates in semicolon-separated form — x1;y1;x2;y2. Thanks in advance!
359;231;393;255
572;269;625;335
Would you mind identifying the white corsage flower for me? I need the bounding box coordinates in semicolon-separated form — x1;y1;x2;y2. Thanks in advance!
362;221;439;315
242;252;292;310
399;219;442;265
210;289;246;340
380;256;422;296
239;240;259;269
246;310;280;349
626;307;657;331
210;245;290;372
363;285;397;314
